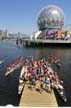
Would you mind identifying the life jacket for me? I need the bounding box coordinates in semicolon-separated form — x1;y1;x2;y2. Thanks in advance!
36;67;41;74
29;74;33;80
45;78;50;84
31;79;35;85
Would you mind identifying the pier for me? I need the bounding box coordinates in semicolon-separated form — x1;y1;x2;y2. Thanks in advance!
22;39;71;47
19;80;58;107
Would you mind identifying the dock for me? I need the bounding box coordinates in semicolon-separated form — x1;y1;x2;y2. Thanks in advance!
21;39;71;47
19;80;58;107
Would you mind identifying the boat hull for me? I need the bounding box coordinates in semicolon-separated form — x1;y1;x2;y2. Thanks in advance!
18;82;25;95
18;66;25;95
0;60;4;65
54;85;67;102
5;57;23;76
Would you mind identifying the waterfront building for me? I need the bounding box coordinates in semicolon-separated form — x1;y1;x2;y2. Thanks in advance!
8;33;18;39
30;5;65;40
37;5;65;31
0;29;8;38
0;30;3;37
4;29;8;37
18;32;21;37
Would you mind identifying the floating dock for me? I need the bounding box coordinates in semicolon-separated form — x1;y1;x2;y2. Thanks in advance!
19;80;58;107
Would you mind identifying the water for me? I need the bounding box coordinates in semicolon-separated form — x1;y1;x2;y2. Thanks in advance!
0;40;71;106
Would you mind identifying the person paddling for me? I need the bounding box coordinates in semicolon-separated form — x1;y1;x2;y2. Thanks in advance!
39;76;44;93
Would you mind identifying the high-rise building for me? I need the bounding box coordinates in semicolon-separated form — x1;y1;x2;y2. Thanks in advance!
18;32;21;37
4;29;8;37
0;30;3;37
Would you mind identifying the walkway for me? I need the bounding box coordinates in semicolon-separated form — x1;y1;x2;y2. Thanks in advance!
19;80;58;107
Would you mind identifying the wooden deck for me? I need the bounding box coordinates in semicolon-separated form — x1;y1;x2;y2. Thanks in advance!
19;80;58;107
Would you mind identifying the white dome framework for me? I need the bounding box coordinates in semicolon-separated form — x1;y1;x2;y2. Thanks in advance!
37;5;65;30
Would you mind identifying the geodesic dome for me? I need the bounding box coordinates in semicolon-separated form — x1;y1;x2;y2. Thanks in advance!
37;5;65;30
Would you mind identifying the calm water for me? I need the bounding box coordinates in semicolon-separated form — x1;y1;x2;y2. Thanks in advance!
0;40;71;106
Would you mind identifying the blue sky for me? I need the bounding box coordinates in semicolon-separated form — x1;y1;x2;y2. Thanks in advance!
0;0;71;34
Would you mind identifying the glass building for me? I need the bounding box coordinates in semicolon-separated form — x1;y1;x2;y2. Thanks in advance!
37;5;65;31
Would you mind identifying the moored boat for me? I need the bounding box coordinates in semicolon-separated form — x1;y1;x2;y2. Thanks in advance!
54;61;61;68
49;55;61;68
54;83;67;102
52;72;67;102
0;60;4;65
18;66;25;95
5;56;23;76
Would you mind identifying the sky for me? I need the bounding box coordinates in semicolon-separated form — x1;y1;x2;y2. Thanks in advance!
0;0;71;34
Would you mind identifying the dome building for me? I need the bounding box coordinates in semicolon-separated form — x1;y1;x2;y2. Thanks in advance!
30;5;65;40
37;5;65;31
